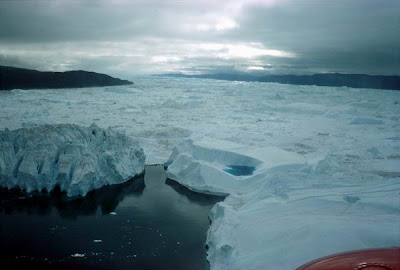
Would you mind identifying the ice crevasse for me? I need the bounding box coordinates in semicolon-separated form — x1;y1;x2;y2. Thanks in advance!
0;124;145;197
166;139;400;270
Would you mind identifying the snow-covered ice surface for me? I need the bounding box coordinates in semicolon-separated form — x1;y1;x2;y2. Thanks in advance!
1;77;400;269
0;124;145;196
166;139;400;269
166;139;305;195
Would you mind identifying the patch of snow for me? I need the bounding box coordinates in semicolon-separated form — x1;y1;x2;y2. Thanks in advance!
0;124;145;197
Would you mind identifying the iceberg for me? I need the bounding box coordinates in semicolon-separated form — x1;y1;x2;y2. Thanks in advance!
0;124;145;196
206;178;400;270
166;139;306;196
166;139;400;270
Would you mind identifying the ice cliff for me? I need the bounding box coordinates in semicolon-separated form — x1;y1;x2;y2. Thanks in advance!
0;124;145;196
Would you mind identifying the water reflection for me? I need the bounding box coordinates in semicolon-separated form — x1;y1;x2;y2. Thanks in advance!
165;178;224;206
0;166;222;270
0;175;145;219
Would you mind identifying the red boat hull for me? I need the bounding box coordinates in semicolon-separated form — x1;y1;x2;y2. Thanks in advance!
297;247;400;270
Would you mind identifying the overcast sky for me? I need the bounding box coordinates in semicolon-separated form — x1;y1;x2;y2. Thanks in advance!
0;0;399;77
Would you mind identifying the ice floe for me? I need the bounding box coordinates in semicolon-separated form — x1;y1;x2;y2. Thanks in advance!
206;173;400;270
350;117;384;125
166;139;305;196
71;253;85;258
0;124;145;196
166;139;400;270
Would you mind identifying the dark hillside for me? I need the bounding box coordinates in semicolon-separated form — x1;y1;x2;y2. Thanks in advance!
0;66;133;90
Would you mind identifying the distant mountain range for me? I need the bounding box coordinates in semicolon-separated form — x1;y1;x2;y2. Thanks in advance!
159;73;400;90
0;66;133;90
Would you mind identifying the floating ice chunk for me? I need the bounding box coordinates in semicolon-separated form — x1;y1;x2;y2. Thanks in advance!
71;253;85;258
350;117;384;125
166;139;305;195
104;87;135;94
367;147;381;156
93;240;102;243
0;124;145;197
368;159;400;178
314;154;338;175
371;159;400;173
167;153;237;196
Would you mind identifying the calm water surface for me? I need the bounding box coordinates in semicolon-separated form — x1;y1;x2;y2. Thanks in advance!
0;165;223;270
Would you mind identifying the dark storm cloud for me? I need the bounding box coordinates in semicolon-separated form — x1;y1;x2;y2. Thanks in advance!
0;0;398;75
0;1;163;42
231;0;400;74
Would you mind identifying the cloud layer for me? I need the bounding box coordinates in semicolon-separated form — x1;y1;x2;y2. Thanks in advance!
0;0;399;77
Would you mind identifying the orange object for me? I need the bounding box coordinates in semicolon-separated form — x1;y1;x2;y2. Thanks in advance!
297;247;400;270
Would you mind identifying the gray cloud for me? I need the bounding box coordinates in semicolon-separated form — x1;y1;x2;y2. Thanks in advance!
0;0;399;76
231;0;400;74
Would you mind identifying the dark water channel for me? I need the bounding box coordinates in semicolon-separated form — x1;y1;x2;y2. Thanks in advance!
0;165;223;270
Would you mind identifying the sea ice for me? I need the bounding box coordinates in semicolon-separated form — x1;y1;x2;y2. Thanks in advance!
1;78;399;269
166;139;305;195
0;124;145;196
350;117;384;125
206;173;400;270
166;139;400;270
71;253;85;258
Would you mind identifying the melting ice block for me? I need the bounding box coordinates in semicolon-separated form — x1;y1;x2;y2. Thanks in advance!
165;139;306;195
0;124;145;196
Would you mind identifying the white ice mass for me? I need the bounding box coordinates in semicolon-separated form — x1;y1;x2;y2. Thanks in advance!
166;139;400;270
1;77;399;269
0;124;145;196
166;139;305;195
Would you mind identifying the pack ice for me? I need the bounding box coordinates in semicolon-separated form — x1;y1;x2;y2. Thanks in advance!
166;140;400;270
0;124;145;196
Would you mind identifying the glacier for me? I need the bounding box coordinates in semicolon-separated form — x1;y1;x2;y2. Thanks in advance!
0;124;145;196
1;77;399;269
